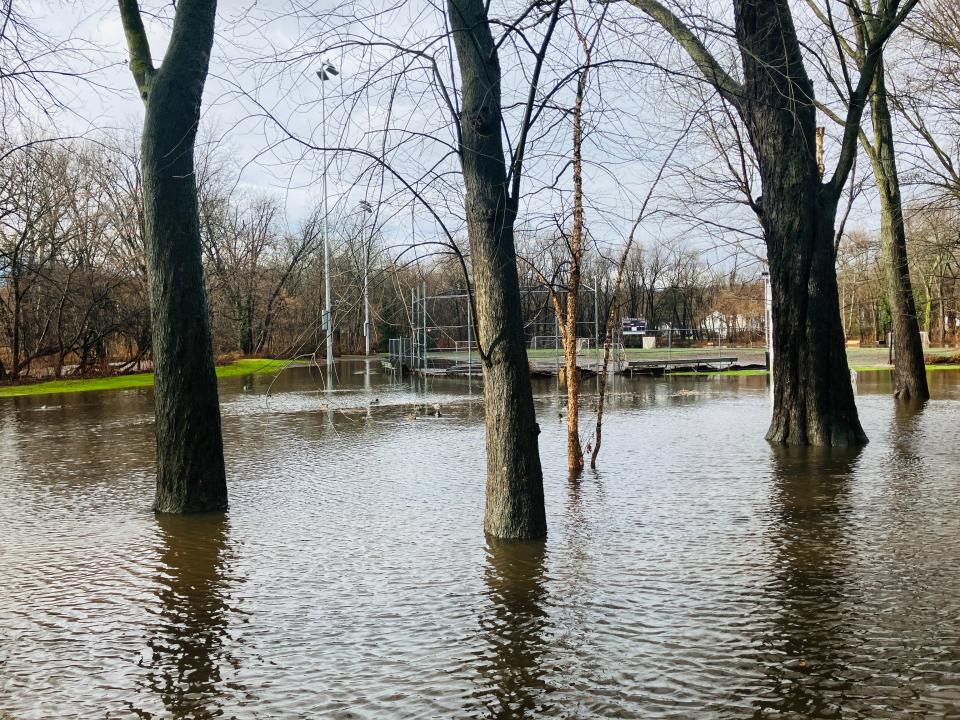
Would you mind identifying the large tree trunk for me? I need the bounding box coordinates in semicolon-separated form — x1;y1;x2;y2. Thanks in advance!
867;60;929;401
449;0;546;540
735;0;867;446
120;0;227;512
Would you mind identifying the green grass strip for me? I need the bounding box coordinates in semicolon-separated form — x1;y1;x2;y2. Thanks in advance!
0;358;290;398
669;363;960;377
669;369;768;377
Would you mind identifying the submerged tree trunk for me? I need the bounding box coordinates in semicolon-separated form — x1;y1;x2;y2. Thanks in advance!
735;1;866;445
764;199;866;444
119;0;227;512
591;319;616;471
867;60;928;401
562;58;589;475
449;0;546;539
563;345;582;472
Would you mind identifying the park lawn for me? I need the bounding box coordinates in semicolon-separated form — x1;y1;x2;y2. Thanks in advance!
673;363;960;377
670;368;768;377
851;363;960;372
0;358;290;399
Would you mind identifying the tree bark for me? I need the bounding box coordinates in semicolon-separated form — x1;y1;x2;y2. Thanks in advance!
11;278;21;377
734;0;867;445
238;298;254;356
119;0;227;512
629;0;885;445
865;59;928;399
563;60;589;475
448;0;546;539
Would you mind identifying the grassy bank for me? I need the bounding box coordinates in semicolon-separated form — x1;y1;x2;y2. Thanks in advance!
673;363;960;377
671;368;768;377
0;358;290;399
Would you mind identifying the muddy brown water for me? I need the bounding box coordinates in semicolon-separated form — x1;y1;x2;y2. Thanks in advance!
1;362;959;718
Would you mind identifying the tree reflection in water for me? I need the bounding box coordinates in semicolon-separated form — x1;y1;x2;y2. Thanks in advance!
471;537;553;719
891;398;926;460
136;513;239;719
753;445;863;718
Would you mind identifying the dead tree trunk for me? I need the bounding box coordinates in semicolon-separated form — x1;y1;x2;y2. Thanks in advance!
867;59;929;400
448;0;546;539
119;0;227;512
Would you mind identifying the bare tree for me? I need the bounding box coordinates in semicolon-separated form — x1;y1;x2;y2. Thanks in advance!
627;0;917;445
895;0;960;208
865;56;928;399
805;0;928;400
447;0;561;539
518;0;607;475
118;0;227;513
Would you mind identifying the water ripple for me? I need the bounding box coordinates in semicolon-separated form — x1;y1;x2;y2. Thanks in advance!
0;364;959;718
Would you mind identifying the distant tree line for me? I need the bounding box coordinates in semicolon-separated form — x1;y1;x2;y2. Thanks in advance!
7;136;958;382
0;138;422;379
0;136;770;384
837;211;960;347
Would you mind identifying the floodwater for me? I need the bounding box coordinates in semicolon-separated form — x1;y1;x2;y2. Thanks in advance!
1;361;959;719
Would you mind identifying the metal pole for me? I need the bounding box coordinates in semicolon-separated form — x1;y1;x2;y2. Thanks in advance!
593;275;600;390
416;283;420;371
411;286;416;372
593;278;600;373
763;271;774;395
467;295;473;395
362;214;370;389
321;72;334;375
363;243;370;356
422;280;427;373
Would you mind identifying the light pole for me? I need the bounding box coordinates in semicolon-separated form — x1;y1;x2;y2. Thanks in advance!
762;270;774;394
317;61;339;372
359;199;373;356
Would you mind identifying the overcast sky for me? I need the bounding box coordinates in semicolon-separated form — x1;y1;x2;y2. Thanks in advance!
26;0;918;277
